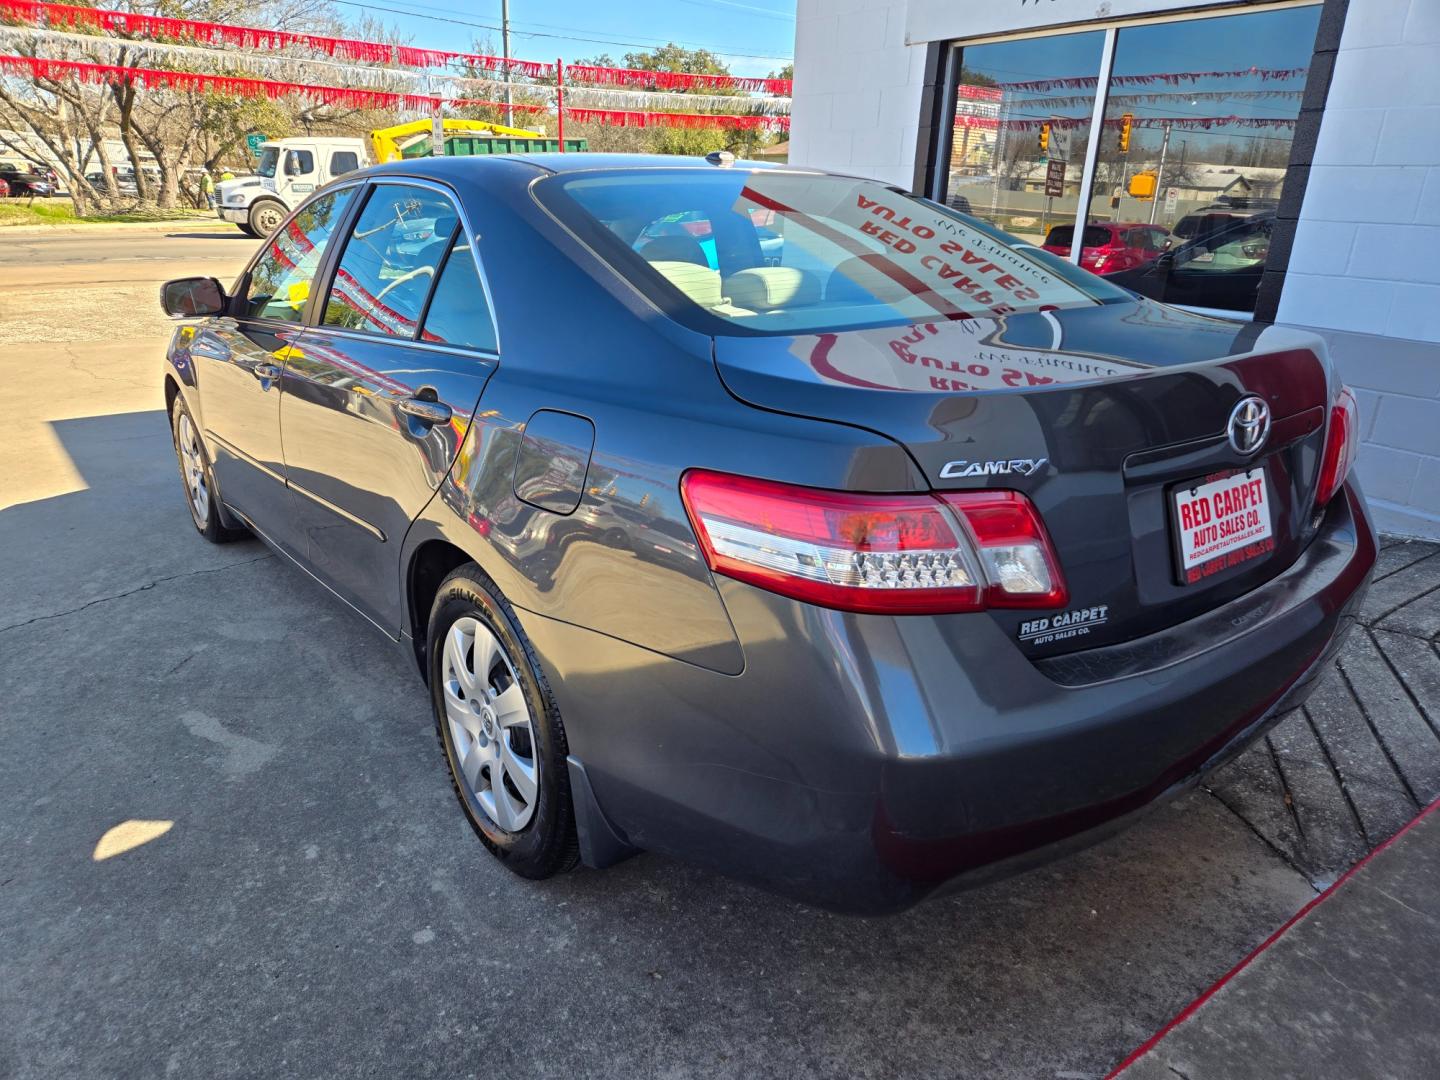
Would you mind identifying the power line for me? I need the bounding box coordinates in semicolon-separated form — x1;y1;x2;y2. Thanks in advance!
329;0;794;61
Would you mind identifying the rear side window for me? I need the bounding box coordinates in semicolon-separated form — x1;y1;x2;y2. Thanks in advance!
330;151;360;176
535;169;1129;335
420;240;498;353
322;184;460;338
243;188;354;323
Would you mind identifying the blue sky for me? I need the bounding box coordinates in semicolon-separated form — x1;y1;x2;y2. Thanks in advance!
330;0;797;79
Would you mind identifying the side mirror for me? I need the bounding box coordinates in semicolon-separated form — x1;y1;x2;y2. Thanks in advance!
161;277;227;318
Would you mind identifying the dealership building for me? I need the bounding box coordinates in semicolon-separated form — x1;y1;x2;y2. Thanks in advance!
790;0;1440;536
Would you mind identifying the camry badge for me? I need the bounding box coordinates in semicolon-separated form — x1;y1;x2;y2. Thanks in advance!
939;458;1048;479
1227;396;1271;456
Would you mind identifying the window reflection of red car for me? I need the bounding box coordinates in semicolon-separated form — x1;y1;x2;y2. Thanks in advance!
1042;223;1171;275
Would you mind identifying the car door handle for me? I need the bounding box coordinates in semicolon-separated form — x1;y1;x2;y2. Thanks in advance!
253;363;282;381
397;397;452;425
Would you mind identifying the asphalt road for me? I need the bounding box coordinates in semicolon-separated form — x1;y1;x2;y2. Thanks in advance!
0;226;1323;1080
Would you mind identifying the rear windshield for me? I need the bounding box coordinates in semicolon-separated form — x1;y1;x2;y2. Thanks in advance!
533;169;1130;336
1045;225;1111;248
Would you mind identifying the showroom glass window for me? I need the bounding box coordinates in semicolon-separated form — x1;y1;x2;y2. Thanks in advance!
944;32;1105;248
941;3;1322;316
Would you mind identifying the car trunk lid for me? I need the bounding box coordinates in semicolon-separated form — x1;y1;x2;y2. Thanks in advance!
712;300;1334;655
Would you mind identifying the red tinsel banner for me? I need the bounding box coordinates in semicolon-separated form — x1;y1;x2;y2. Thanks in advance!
956;83;1002;103
996;115;1298;131
0;53;441;108
0;0;554;77
0;53;789;131
565;106;789;131
563;64;790;97
994;67;1309;93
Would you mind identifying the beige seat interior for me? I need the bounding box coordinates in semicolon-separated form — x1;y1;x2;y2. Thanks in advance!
647;260;725;308
722;267;823;313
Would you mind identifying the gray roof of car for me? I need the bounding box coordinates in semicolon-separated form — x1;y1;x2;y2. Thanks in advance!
363;153;815;178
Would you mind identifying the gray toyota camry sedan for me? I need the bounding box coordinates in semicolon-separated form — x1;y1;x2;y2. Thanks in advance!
160;154;1374;913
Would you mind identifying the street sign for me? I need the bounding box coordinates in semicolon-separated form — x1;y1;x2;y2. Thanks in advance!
1165;186;1180;213
1048;119;1072;164
1044;160;1066;198
245;133;268;157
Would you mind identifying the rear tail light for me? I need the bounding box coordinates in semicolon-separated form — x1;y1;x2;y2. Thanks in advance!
681;471;1067;614
1315;384;1359;507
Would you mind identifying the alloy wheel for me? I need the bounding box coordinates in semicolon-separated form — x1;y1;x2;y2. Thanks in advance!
175;410;209;526
441;616;540;832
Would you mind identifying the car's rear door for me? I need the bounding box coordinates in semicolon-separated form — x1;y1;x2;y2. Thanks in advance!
280;177;499;631
191;184;357;554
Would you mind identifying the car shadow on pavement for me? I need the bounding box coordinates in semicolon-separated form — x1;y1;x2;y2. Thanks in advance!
0;408;1324;1080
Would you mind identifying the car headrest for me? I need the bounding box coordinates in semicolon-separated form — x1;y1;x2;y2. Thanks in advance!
638;235;709;266
649;261;723;308
722;267;822;312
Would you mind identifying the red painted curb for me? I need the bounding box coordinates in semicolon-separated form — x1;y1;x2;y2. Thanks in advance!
1105;794;1440;1078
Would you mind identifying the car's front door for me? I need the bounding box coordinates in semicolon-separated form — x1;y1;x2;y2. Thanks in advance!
192;185;356;552
280;179;500;630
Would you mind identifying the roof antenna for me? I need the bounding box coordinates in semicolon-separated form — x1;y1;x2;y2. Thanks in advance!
705;150;735;168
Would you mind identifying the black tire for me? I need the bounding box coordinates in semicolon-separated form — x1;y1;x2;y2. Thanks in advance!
238;222;259;238
428;565;579;879
247;198;287;238
170;395;248;543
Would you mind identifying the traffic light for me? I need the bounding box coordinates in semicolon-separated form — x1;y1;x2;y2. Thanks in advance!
1039;122;1050;155
1118;113;1134;153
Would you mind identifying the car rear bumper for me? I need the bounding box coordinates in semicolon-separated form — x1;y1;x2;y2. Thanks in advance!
528;480;1376;914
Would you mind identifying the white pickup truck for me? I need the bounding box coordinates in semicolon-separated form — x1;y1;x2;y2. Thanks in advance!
215;121;577;237
215;137;363;237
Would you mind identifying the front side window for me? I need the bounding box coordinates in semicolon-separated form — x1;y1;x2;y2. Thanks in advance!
243;188;355;323
535;169;1128;336
322;184;460;338
420;240;498;352
286;150;314;177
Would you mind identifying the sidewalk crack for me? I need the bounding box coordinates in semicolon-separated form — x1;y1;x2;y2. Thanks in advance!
0;554;273;634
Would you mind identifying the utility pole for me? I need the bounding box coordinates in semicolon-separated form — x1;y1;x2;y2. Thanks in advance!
502;0;513;128
1149;121;1172;225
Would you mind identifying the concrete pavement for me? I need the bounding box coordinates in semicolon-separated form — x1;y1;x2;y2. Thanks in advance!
0;228;1436;1078
1117;800;1440;1079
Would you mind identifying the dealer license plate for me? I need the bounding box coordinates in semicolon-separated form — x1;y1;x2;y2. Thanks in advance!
1172;468;1274;584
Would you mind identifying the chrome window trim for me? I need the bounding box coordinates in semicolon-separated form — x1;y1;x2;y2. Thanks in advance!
301;322;500;363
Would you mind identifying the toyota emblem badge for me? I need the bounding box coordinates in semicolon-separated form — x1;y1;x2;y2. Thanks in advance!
1227;395;1271;456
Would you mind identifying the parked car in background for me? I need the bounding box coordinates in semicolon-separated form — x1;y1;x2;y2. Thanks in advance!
1042;222;1171;275
1171;198;1277;244
1107;211;1275;312
0;162;53;197
159;155;1373;914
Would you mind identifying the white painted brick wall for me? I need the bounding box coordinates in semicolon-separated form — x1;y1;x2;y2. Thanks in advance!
790;0;922;187
1279;0;1440;344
